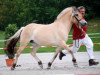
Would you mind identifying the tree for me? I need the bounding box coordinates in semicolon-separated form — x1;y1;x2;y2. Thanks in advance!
0;0;99;30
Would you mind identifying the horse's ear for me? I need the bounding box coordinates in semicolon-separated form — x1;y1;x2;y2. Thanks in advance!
72;6;77;16
72;6;77;12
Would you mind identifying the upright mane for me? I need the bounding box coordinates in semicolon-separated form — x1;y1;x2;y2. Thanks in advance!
56;7;73;20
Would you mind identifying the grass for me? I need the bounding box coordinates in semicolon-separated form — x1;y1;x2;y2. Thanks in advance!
0;31;5;49
0;18;100;54
0;31;5;40
87;18;100;33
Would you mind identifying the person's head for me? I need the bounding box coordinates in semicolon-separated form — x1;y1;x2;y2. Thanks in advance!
77;6;86;17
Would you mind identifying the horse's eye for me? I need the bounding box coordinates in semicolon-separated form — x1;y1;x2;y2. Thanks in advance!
75;14;78;16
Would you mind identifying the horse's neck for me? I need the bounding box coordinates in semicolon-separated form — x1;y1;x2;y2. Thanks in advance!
56;14;72;34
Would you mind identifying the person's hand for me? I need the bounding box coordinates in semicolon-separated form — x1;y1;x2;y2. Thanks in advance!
81;29;86;36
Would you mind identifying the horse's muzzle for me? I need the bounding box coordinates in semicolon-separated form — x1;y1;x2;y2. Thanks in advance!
79;19;87;26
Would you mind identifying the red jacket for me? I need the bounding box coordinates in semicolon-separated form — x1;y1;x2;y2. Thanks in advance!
72;23;87;40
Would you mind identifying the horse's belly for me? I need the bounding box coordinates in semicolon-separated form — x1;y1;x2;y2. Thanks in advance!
33;32;58;46
34;36;57;46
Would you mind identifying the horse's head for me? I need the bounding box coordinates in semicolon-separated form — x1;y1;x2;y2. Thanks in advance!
55;6;87;27
71;7;87;26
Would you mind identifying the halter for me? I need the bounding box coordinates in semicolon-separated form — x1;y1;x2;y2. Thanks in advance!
72;7;81;23
74;14;81;23
72;7;87;26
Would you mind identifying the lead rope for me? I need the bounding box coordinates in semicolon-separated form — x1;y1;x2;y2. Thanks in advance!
74;19;80;48
75;39;79;48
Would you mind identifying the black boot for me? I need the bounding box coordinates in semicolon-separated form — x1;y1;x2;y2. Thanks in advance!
89;59;99;66
59;51;66;60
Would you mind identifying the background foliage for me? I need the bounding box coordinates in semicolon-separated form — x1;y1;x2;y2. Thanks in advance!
0;0;100;30
5;24;18;39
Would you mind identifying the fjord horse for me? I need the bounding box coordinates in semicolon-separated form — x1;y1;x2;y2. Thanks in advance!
6;7;87;70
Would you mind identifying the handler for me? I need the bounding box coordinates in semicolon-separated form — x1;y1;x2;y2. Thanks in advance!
59;6;99;66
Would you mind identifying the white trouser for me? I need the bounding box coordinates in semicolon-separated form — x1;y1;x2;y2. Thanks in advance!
63;34;94;59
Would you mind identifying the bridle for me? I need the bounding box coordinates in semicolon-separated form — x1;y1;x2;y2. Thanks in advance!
72;7;82;24
73;14;81;23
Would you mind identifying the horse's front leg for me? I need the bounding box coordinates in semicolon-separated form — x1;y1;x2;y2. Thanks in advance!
69;50;78;67
31;43;43;69
47;47;62;69
60;41;78;67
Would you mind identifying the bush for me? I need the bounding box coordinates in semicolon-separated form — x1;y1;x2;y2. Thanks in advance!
5;24;18;39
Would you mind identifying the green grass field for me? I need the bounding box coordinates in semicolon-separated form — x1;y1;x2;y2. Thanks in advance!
0;18;100;54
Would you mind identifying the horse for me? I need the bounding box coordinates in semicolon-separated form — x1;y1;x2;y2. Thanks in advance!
6;6;87;70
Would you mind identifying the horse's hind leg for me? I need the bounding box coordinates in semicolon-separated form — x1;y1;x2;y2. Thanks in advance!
31;43;43;69
11;43;28;70
47;47;62;69
11;45;27;70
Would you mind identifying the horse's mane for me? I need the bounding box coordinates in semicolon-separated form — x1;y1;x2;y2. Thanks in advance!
56;7;73;20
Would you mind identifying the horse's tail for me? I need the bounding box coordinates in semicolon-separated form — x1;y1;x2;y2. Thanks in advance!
5;27;24;58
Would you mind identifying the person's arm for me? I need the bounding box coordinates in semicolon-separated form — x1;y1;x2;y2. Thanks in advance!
74;23;86;36
80;28;86;36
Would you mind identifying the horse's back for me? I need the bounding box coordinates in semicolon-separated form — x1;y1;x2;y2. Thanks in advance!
20;23;53;43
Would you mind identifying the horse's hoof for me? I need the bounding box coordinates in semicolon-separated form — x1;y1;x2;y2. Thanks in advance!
11;67;15;70
39;64;43;69
38;61;43;69
47;67;51;69
74;65;78;67
74;63;78;67
47;62;52;69
11;63;16;70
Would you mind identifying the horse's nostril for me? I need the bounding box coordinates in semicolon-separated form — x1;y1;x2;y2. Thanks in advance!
84;22;87;25
79;21;87;26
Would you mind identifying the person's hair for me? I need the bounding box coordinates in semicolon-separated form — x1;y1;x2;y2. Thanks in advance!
77;6;85;11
